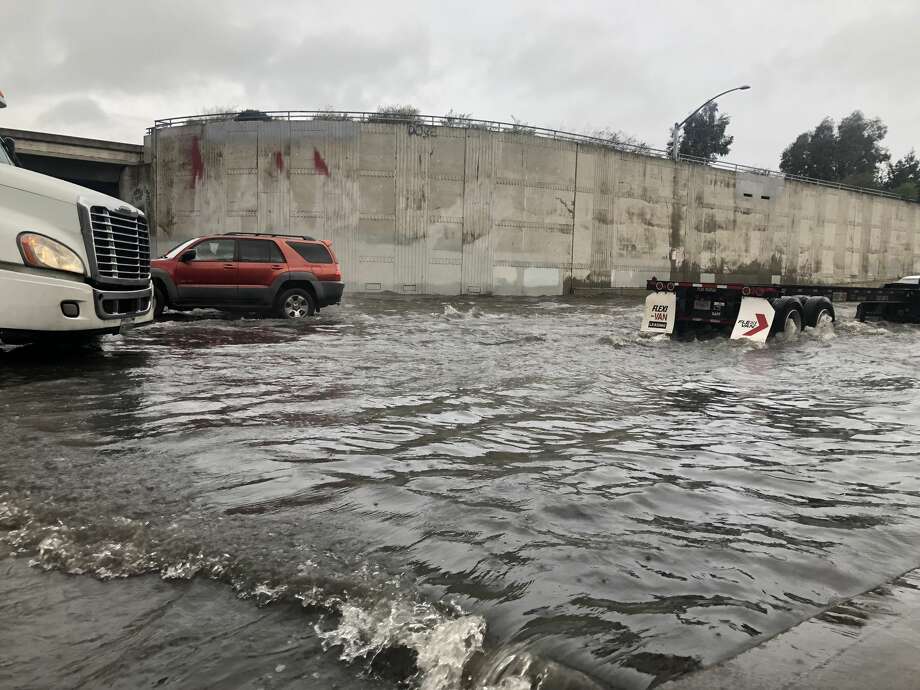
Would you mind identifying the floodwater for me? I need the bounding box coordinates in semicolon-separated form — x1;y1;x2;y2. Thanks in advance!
2;296;920;690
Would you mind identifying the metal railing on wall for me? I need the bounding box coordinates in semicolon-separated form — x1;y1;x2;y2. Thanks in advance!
149;111;913;203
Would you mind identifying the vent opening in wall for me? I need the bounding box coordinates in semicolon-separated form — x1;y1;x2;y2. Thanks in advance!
761;195;771;200
364;282;382;291
743;193;753;198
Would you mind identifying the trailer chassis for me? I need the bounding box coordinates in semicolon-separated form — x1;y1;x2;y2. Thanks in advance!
642;277;920;340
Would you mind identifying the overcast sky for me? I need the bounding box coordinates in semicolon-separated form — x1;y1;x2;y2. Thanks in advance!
1;0;916;169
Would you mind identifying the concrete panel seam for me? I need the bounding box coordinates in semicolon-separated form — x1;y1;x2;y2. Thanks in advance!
495;221;574;232
496;178;575;192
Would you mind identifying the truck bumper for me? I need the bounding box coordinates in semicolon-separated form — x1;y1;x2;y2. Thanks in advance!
0;267;153;342
316;280;345;308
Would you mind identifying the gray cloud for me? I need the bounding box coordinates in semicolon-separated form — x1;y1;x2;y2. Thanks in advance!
0;0;916;168
37;97;111;128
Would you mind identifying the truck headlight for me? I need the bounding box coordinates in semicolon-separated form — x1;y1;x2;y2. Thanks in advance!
18;233;85;275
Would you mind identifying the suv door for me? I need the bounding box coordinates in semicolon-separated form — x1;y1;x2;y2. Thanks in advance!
173;238;238;304
237;239;287;305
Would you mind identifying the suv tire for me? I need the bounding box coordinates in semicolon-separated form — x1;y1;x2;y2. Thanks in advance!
277;288;316;319
153;284;166;318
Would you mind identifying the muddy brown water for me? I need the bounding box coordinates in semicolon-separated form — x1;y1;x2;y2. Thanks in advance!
2;296;920;689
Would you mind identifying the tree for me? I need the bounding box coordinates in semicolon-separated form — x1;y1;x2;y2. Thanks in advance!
509;115;535;135
198;105;239;116
367;105;421;124
441;109;472;127
779;111;889;186
666;102;733;162
592;127;649;153
886;150;920;200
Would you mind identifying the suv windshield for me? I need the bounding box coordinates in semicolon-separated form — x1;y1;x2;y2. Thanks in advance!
163;239;198;259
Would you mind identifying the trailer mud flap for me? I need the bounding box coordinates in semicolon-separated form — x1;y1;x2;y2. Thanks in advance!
641;292;676;335
730;297;775;342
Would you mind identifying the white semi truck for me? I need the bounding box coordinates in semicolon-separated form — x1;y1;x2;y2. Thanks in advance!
0;91;153;345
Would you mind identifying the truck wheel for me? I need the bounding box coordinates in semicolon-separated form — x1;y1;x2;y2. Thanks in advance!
770;297;804;337
803;296;835;327
856;303;867;322
153;284;166;318
277;288;316;319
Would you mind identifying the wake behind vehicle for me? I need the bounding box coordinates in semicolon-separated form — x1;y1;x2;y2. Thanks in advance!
641;276;920;341
0;106;153;346
150;233;344;319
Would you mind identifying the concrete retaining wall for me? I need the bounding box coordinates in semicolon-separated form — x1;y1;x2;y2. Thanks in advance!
149;120;920;295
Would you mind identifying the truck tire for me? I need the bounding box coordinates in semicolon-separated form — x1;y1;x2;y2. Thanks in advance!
803;296;835;327
153;284;166;318
276;288;316;319
770;297;804;337
856;303;867;322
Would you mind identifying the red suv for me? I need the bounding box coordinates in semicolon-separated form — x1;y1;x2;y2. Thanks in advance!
150;233;343;319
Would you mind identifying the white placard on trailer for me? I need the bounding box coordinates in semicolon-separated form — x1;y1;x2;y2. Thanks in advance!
730;297;775;342
641;292;677;334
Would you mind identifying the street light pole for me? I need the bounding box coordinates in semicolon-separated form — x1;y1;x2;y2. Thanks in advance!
671;84;750;162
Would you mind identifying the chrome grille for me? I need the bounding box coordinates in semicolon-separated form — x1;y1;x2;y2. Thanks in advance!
89;206;150;283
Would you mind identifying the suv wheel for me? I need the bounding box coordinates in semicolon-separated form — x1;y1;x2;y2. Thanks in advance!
277;288;316;319
153;284;166;318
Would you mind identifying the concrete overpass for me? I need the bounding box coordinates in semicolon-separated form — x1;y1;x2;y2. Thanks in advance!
0;128;148;208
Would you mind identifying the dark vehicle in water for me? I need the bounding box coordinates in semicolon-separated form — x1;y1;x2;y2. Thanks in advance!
642;275;920;341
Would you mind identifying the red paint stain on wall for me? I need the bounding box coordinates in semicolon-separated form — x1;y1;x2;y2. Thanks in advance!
190;136;204;187
274;150;284;172
313;148;330;176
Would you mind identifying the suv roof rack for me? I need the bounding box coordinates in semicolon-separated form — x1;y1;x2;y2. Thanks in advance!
219;232;315;241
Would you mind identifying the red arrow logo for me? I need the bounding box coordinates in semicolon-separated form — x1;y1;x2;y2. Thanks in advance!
742;313;769;336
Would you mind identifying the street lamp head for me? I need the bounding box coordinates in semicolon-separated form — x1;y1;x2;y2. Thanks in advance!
738;85;751;90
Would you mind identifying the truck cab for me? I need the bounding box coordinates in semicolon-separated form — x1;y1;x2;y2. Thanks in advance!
0;135;153;345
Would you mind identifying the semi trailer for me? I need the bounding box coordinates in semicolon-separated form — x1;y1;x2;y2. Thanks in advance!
641;276;920;342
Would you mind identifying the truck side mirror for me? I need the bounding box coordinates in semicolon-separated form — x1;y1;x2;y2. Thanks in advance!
1;137;20;166
180;250;196;262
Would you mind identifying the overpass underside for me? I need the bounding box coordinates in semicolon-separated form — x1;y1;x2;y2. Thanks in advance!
0;128;149;211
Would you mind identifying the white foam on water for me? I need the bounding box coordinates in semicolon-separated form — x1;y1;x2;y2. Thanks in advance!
317;597;486;690
3;502;490;689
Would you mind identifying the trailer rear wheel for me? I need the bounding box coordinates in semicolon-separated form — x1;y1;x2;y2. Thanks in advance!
803;296;835;328
770;297;804;337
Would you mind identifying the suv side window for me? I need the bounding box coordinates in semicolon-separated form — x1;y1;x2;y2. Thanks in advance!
289;241;333;264
239;239;285;263
192;239;236;261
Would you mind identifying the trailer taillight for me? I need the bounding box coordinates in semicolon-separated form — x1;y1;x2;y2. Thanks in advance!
742;286;751;296
754;287;764;297
655;281;664;291
666;282;675;291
